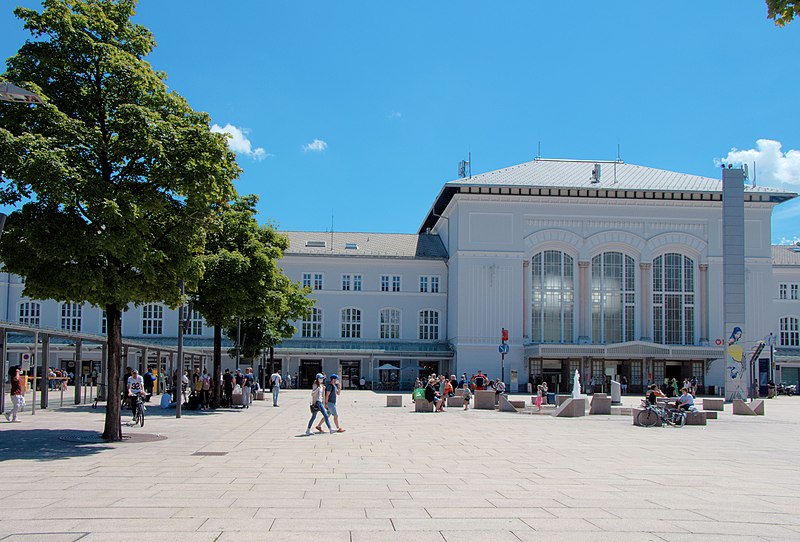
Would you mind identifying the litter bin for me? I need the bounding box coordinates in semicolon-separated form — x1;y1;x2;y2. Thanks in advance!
547;392;556;405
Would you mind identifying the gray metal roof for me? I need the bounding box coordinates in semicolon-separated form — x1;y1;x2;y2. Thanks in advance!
772;245;800;266
281;231;448;259
446;158;794;194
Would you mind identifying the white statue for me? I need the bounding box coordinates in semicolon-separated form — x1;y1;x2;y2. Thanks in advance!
572;370;582;399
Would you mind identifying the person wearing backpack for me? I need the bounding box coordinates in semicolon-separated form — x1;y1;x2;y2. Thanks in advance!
316;374;345;433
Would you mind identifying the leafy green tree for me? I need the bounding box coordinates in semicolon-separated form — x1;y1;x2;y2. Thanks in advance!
193;194;312;407
0;0;238;440
767;0;799;25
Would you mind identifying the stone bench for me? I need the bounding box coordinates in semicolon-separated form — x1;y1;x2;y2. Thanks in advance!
231;393;243;406
632;407;658;426
702;410;718;420
684;411;707;425
589;394;612;415
703;398;724;411
255;391;266;401
556;394;571;407
499;395;518;412
509;400;525;409
474;390;496;410
414;398;434;412
446;395;464;408
751;399;765;415
733;399;765;416
553;397;586;417
386;395;402;407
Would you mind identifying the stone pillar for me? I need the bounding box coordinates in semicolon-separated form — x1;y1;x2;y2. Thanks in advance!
640;262;652;342
698;263;709;344
578;261;590;343
522;259;530;340
74;339;82;405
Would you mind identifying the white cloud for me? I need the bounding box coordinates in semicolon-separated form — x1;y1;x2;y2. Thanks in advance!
388;111;402;119
779;235;800;245
716;139;800;192
210;123;268;160
303;138;328;152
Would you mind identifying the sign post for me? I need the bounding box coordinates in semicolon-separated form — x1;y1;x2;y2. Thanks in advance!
499;328;509;387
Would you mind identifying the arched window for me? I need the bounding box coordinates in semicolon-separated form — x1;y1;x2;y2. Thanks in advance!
341;308;361;338
18;302;41;327
653;253;695;345
142;304;163;335
61;302;82;332
780;317;799;347
379;308;400;339
418;310;439;340
302;308;322;338
591;251;635;343
531;250;574;343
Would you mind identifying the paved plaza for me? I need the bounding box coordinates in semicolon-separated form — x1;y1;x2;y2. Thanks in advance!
1;389;799;541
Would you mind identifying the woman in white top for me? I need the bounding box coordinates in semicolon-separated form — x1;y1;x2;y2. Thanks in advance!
306;373;333;435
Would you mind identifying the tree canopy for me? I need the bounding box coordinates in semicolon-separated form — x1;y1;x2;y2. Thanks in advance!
0;0;239;440
767;0;800;25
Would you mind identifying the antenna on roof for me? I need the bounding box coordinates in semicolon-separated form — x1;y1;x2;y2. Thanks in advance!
330;214;334;251
752;161;757;187
617;143;621;162
537;141;541;159
458;152;472;179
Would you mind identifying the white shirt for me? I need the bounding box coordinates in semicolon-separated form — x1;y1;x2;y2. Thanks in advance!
271;373;282;387
127;375;144;395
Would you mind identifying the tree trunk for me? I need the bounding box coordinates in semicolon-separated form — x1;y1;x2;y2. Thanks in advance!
101;304;123;441
212;324;222;408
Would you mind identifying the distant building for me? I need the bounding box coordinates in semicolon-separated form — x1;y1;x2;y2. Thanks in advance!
2;158;798;392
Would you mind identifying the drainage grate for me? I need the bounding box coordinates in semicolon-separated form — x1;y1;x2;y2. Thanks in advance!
192;451;228;456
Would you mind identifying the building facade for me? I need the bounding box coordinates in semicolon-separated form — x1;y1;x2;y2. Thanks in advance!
2;158;798;392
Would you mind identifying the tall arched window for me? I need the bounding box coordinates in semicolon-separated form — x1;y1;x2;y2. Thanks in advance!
780;317;799;347
302;308;322;338
418;310;439;340
531;250;574;343
592;251;635;343
379;308;400;339
61;302;82;332
18;302;41;327
341;308;361;338
653;253;695;345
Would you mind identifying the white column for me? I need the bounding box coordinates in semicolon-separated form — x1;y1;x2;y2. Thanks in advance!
640;262;652;342
578;261;590;342
699;263;709;344
522;260;530;340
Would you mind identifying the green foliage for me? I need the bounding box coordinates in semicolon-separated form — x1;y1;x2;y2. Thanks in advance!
767;0;800;25
0;0;238;439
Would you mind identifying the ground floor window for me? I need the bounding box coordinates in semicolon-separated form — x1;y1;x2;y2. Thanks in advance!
630;360;642;386
340;360;361;389
653;361;665;387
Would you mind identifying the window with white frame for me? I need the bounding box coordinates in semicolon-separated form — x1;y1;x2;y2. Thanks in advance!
341;308;361;338
792;284;799;300
431;276;439;293
18;302;40;326
142;304;163;335
185;308;204;336
652;253;695;345
302;308;322;338
60;302;82;332
418;310;439;340
780;317;799;347
392;275;401;292
302;273;312;288
342;274;351;291
380;275;389;292
380;308;400;339
353;274;362;291
419;276;428;293
419;275;440;293
531;250;574;343
591;251;635;343
780;284;788;300
101;310;107;335
314;273;323;290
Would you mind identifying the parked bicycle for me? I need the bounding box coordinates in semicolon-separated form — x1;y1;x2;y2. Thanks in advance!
638;400;686;428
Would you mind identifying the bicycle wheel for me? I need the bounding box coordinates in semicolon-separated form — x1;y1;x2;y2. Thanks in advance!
637;408;659;427
674;411;686;427
137;403;145;427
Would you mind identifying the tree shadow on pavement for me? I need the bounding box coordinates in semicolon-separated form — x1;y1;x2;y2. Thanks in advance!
0;429;113;461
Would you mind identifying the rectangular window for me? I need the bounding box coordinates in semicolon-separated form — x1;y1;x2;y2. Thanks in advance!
631;361;642;386
302;273;312;289
431;276;439;293
142;304;163;335
302;309;322;338
381;275;389;292
101;310;107;335
419;276;428;293
392;275;401;292
353;274;362;291
314;273;323;290
380;309;400;339
19;302;40;327
342;274;351;291
779;284;787;299
792;284;799;300
418;310;439;340
61;302;82;333
691;361;704;387
185;309;204;336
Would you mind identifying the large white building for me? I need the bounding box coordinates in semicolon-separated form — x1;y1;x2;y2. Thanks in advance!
2;158;800;393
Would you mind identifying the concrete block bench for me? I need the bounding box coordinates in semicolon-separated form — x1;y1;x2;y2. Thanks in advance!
499;395;518;412
386;395;402;407
255;391;266;401
556;394;571;407
589;394;612;415
414;398;434;412
509;400;525;409
231;393;243;406
632;407;658;426
553;398;585;417
732;399;759;416
751;399;765;415
684;411;707;425
702;410;718;420
703;398;724;411
474;390;496;410
446;395;464;408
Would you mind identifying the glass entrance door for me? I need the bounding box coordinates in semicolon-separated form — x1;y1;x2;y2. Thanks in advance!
299;360;322;389
340;361;360;389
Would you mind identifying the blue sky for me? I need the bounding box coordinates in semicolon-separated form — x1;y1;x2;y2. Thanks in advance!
2;1;799;241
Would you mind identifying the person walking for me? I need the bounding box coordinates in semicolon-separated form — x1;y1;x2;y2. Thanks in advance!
316;374;345;433
461;380;471;410
535;383;544;412
3;366;24;422
223;369;234;407
242;368;254;409
306;373;333;435
200;368;211;410
270;370;282;407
